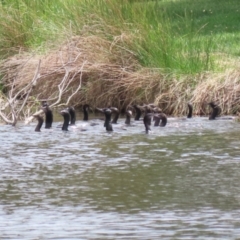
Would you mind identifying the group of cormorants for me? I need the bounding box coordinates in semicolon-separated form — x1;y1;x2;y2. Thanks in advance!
33;101;223;134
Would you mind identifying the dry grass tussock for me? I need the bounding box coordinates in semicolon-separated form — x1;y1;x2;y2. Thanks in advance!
192;70;240;115
1;35;240;117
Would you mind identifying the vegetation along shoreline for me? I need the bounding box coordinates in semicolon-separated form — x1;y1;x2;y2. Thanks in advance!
0;0;239;125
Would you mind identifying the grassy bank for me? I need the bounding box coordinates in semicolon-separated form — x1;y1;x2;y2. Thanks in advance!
1;0;239;72
0;0;240;116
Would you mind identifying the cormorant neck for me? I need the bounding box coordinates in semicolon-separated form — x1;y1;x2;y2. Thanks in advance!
105;120;113;131
144;111;152;126
45;108;53;129
68;107;76;125
187;103;193;118
62;114;70;131
134;105;142;121
159;114;167;127
154;113;167;127
34;116;43;132
154;116;161;126
125;115;131;125
143;113;152;134
112;115;119;123
125;110;132;125
104;110;113;131
83;105;89;121
111;110;119;124
209;108;219;120
209;103;221;120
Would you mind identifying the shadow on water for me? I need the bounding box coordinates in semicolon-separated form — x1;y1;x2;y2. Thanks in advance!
1;116;240;238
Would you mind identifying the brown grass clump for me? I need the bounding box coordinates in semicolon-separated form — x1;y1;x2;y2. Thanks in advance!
191;70;240;115
1;35;240;117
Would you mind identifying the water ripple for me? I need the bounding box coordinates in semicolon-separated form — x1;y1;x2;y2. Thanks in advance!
1;117;240;238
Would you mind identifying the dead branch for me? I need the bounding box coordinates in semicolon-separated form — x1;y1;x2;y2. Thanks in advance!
0;59;41;126
24;60;87;124
57;60;86;107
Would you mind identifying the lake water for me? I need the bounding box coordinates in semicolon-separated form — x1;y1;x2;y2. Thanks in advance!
1;114;240;239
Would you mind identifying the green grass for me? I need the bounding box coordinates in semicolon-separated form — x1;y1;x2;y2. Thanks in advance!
0;0;239;74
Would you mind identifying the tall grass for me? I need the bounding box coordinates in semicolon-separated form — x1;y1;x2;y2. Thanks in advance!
0;0;239;73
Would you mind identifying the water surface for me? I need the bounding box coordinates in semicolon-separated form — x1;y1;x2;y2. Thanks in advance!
1;116;240;239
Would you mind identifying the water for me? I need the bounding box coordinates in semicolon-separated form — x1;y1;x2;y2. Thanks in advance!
1;115;240;239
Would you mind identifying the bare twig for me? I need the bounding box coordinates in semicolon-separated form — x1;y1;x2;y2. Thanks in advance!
58;60;86;107
25;60;86;124
0;60;41;125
